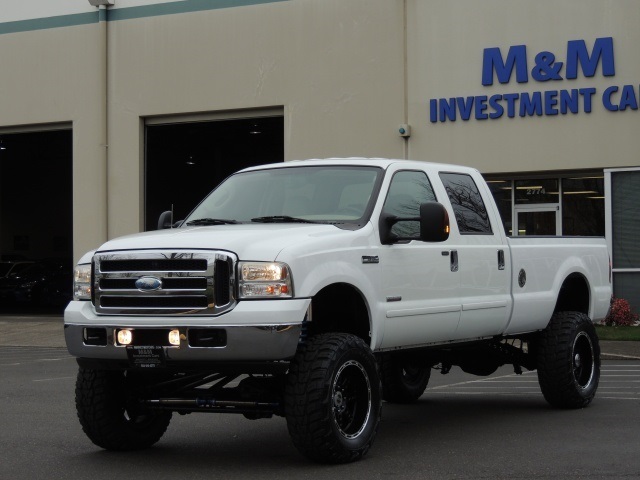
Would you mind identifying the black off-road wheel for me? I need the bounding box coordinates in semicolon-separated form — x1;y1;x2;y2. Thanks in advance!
285;333;382;463
75;367;172;450
380;352;431;403
537;311;601;409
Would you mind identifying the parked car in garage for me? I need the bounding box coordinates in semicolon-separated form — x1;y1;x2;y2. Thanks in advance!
0;259;72;307
0;260;34;279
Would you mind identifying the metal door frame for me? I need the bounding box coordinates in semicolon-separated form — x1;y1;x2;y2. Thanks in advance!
513;204;561;236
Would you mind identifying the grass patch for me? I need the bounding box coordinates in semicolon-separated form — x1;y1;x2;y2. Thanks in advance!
595;325;640;341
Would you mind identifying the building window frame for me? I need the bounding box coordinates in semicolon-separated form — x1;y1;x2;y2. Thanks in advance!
605;167;640;312
485;171;604;237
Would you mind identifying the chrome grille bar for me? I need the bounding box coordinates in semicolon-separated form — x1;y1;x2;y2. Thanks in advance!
93;250;236;316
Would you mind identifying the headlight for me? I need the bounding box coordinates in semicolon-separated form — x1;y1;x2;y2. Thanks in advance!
238;261;293;299
73;264;92;300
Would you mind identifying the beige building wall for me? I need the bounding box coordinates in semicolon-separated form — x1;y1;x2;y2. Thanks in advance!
107;0;406;239
1;0;638;262
407;0;640;173
0;23;107;262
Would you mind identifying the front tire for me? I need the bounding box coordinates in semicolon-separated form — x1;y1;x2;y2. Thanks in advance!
285;333;382;463
537;311;600;408
75;367;172;450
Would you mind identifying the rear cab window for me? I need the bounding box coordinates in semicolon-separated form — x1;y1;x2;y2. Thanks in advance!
439;172;492;234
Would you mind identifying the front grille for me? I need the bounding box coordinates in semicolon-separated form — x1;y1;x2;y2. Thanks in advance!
100;296;209;309
100;259;207;272
93;251;236;316
100;277;208;290
215;259;231;305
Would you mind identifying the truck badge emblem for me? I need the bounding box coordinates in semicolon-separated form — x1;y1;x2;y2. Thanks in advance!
135;276;163;291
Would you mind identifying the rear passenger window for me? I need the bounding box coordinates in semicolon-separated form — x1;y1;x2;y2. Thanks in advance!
439;172;492;234
383;170;437;238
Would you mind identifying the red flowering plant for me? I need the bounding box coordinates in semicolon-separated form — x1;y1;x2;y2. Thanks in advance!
602;297;640;327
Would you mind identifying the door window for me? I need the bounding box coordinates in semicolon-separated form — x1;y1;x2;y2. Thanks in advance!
382;171;436;239
439;172;492;234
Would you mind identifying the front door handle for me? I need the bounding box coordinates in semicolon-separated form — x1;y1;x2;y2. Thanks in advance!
450;250;458;272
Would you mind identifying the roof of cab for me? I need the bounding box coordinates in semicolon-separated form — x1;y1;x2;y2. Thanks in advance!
238;157;473;174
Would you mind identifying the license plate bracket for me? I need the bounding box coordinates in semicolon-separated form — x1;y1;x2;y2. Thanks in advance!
126;345;165;368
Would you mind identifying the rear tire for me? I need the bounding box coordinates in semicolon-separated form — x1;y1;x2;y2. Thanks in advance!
75;367;172;450
380;352;431;403
285;333;382;463
537;311;600;408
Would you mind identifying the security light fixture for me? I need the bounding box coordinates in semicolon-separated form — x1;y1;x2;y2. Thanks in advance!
88;0;115;6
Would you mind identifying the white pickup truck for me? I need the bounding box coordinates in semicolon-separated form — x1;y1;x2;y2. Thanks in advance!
65;158;611;463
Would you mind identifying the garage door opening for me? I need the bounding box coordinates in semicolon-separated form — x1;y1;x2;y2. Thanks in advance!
145;115;284;231
0;129;73;314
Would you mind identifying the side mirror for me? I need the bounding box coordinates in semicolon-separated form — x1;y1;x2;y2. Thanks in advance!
379;202;450;245
157;210;173;230
419;202;450;242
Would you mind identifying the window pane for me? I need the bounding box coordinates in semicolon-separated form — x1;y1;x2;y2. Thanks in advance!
612;171;640;269
383;170;436;238
562;176;604;236
514;178;559;204
440;172;492;234
517;211;557;236
184;166;381;224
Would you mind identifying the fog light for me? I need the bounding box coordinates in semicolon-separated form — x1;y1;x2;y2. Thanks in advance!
117;330;133;345
168;329;181;346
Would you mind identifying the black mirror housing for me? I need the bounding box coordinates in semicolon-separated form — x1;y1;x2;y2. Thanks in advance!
379;201;450;244
157;210;173;230
419;202;450;242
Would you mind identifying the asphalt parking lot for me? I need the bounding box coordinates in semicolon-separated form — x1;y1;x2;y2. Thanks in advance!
1;314;640;480
1;343;639;479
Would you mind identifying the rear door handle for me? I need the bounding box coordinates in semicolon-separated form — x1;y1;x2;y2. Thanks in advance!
498;249;505;270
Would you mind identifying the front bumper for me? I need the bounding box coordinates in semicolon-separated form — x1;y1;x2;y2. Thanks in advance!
64;298;310;363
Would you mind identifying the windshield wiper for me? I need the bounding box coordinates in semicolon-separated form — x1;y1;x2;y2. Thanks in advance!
251;215;318;224
186;218;239;226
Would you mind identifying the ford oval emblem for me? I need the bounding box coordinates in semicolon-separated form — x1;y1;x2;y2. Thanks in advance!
135;276;163;291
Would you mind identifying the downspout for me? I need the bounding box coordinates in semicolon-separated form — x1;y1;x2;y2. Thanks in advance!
402;0;409;160
98;4;110;240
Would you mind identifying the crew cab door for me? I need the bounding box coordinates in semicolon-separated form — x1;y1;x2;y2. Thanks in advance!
377;169;461;349
438;171;512;340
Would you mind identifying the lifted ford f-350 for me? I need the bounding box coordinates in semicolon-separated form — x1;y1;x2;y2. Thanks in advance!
65;158;611;463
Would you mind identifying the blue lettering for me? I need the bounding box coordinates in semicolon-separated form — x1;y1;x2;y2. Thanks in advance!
532;52;563;82
489;95;504;119
544;90;558;115
482;45;528;86
566;37;615;79
439;98;457;122
619;85;638;111
475;95;488;120
520;92;543;117
603;86;619;111
503;93;519;118
457;97;474;120
430;99;438;122
559;89;579;114
579;87;596;113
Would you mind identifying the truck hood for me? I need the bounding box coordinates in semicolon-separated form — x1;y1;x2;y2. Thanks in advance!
95;224;353;261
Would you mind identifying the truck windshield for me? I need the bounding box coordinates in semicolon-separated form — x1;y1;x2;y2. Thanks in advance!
184;165;382;225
